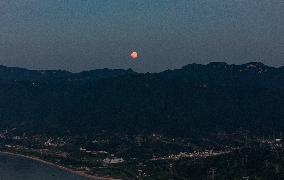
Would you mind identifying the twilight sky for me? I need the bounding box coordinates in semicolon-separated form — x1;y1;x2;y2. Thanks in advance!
0;0;283;72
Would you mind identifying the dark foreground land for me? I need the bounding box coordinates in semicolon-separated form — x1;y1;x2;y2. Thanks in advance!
0;62;284;179
1;129;284;180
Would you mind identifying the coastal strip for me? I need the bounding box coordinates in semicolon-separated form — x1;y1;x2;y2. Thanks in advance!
0;151;120;180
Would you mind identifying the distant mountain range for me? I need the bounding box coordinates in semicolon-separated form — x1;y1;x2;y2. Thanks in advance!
0;62;284;136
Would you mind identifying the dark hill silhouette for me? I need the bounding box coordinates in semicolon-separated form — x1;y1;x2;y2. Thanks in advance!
0;62;283;136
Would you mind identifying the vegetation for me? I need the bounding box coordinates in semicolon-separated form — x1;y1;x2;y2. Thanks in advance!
0;62;284;179
0;62;283;137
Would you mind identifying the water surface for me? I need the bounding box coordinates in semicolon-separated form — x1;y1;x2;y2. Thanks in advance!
0;153;91;180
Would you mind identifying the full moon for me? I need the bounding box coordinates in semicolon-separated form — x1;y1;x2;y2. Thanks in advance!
130;51;138;59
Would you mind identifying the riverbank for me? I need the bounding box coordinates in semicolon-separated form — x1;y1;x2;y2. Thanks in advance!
0;151;120;180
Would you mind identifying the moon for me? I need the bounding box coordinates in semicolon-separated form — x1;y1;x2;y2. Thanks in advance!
130;51;138;59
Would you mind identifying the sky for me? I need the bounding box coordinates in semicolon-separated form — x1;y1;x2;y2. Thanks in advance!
0;0;283;72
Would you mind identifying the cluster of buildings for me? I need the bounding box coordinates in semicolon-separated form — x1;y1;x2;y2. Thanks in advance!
44;138;66;147
151;149;231;161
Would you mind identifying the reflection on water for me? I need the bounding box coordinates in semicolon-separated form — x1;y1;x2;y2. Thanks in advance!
0;154;90;180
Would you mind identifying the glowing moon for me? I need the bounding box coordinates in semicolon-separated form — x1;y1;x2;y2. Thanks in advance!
131;51;138;59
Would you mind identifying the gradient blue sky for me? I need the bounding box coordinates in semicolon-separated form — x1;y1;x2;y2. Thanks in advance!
0;0;283;72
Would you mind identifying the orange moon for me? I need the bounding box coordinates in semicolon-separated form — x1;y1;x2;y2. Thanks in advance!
130;51;138;59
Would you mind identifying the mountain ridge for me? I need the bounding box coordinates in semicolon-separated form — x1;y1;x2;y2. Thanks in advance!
0;62;283;136
0;62;283;76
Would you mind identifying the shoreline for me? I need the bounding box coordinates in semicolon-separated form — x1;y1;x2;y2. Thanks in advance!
0;151;119;180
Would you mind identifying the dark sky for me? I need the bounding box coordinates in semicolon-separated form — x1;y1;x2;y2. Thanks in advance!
0;0;283;72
